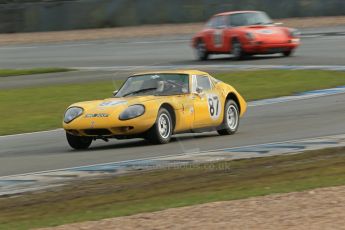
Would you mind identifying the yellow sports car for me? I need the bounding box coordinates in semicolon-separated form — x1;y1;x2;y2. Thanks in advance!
63;70;247;149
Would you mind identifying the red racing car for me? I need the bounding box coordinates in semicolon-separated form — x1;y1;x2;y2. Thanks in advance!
192;11;300;60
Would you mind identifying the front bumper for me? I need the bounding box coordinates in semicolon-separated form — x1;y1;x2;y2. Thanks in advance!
243;38;300;54
63;113;156;137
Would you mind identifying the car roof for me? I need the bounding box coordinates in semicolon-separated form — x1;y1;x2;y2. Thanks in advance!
132;70;209;76
214;10;261;17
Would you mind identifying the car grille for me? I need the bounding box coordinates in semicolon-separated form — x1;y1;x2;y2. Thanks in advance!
83;129;112;136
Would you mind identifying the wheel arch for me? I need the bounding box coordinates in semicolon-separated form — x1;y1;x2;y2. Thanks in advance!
229;36;242;53
226;92;241;114
196;36;205;43
160;103;176;131
231;36;240;43
194;36;204;48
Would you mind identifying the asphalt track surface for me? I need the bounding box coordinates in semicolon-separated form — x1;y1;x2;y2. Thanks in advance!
1;93;345;177
0;34;345;69
1;34;345;90
1;30;345;177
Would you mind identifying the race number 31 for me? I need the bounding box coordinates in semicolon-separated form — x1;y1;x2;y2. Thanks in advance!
207;94;220;120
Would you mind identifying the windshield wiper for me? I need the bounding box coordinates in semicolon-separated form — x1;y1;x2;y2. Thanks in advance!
122;87;157;97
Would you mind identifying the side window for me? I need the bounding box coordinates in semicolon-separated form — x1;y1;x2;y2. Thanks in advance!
207;16;228;29
196;76;211;91
217;16;226;28
213;17;219;28
227;16;232;27
206;17;216;28
229;13;247;27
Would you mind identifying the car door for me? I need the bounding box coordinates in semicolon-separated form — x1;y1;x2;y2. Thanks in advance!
211;15;227;52
227;13;247;52
192;75;222;128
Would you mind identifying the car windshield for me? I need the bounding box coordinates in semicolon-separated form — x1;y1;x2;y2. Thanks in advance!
115;74;189;97
229;12;273;27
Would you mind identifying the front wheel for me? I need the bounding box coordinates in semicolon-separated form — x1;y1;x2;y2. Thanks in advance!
66;132;92;150
217;100;240;135
283;50;293;57
146;108;173;144
232;40;245;60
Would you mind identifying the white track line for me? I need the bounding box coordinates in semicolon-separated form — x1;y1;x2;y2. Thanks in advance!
0;39;188;50
74;65;345;71
1;133;344;180
0;129;62;139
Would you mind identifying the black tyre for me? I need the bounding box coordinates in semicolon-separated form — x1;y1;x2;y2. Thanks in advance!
146;108;173;144
66;132;92;150
195;40;209;61
232;40;245;60
283;50;292;57
217;100;240;135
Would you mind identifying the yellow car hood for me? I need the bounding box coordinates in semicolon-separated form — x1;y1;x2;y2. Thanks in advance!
69;95;179;115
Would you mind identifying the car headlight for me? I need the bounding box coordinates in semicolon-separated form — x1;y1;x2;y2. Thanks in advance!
64;107;83;123
245;32;255;41
119;104;145;120
289;29;301;37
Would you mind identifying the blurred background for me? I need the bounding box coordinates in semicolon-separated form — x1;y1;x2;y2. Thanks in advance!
0;0;344;33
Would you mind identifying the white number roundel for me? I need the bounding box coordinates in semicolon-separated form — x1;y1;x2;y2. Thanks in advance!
207;94;221;120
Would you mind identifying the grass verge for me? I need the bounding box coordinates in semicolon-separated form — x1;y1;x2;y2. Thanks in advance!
0;147;345;230
0;68;73;77
1;70;345;135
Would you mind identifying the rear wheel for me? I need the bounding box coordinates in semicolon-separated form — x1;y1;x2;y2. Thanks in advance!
195;40;209;61
66;132;92;150
217;100;240;135
146;108;173;144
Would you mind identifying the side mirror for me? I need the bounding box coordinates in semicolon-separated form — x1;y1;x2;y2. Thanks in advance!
113;90;118;96
196;86;203;94
274;22;283;26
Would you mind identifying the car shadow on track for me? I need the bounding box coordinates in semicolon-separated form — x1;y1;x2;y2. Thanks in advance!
172;54;285;65
85;132;219;152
